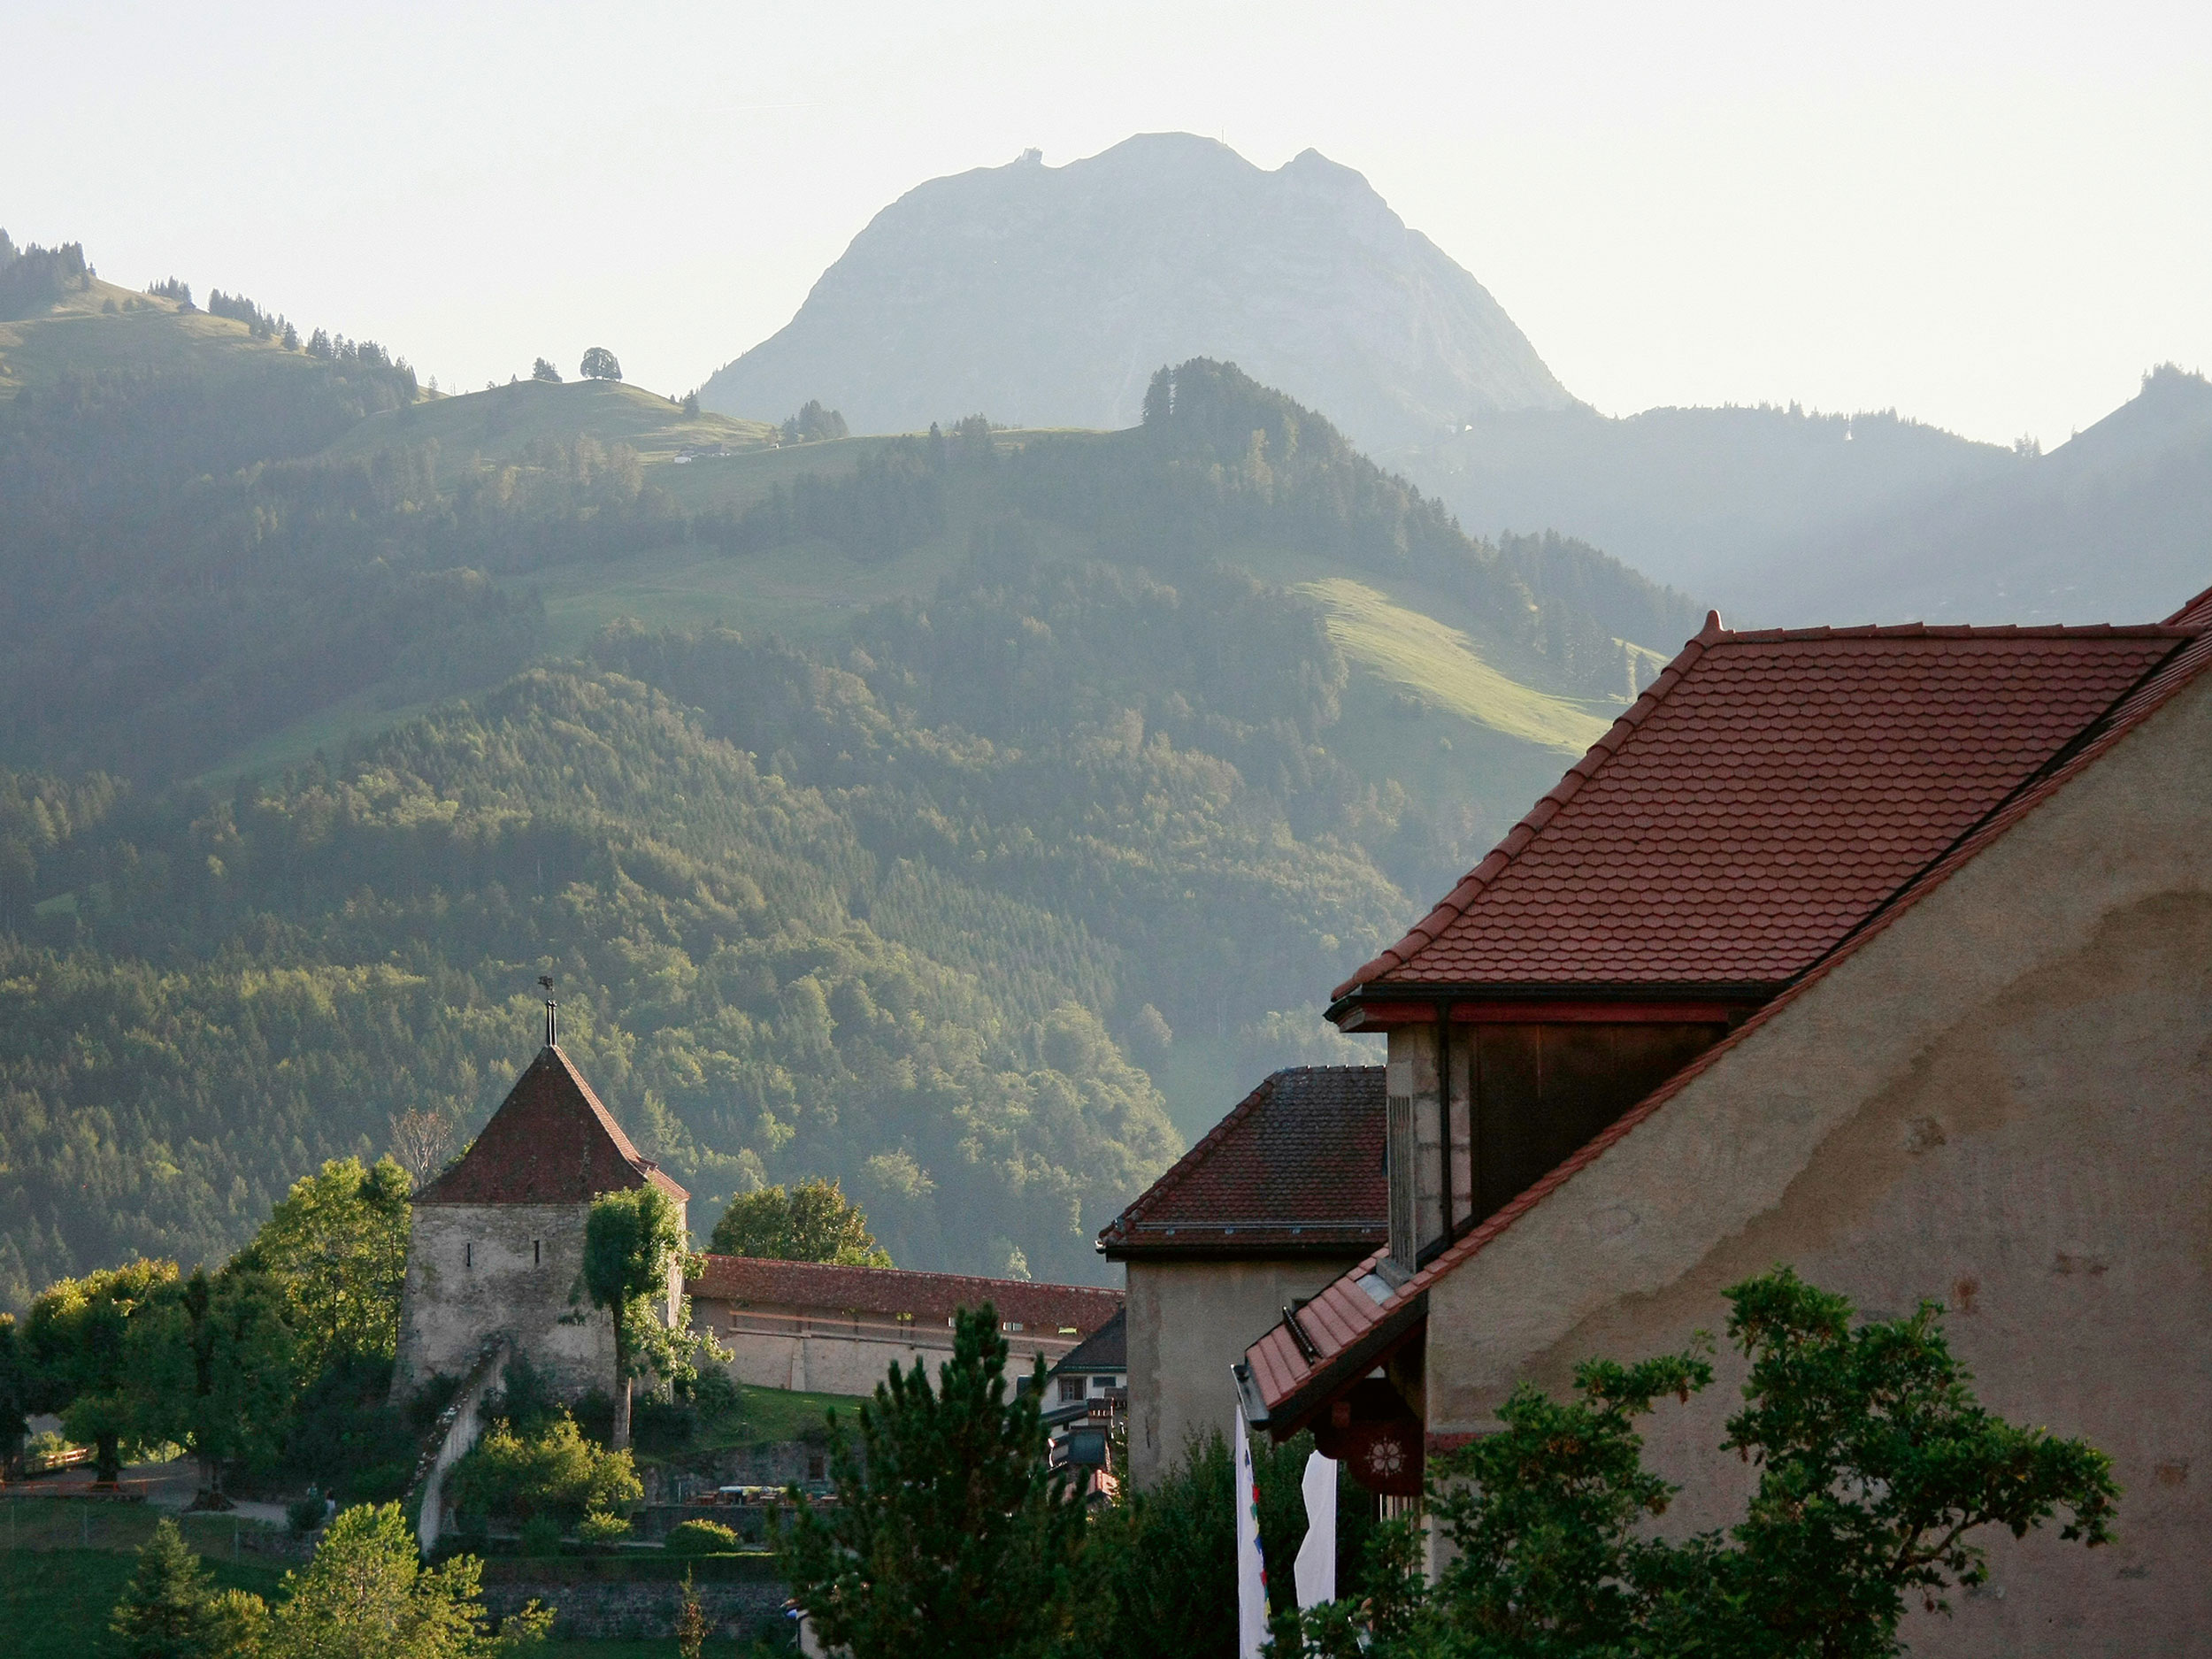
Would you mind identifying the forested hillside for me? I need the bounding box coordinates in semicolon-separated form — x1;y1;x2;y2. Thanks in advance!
0;267;1699;1307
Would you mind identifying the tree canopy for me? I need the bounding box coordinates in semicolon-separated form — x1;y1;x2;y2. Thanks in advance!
1286;1267;2121;1659
579;347;621;381
709;1178;891;1267
580;1184;689;1449
237;1156;411;1371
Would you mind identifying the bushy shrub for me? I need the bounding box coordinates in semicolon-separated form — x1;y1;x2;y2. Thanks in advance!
518;1515;563;1556
664;1518;742;1555
579;1510;632;1545
448;1410;641;1525
631;1391;697;1453
286;1493;329;1536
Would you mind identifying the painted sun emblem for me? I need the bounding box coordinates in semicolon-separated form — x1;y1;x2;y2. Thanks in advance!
1366;1439;1406;1477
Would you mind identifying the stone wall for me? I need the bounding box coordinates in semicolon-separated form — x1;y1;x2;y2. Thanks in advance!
396;1202;611;1401
690;1298;1084;1398
476;1557;788;1642
1125;1256;1363;1487
1419;665;2212;1654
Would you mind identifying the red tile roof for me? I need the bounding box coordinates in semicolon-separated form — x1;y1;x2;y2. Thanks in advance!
1098;1068;1386;1259
687;1254;1122;1336
1334;618;2193;999
414;1046;689;1207
1255;589;2212;1426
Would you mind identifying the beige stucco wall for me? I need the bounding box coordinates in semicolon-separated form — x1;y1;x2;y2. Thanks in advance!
1126;1256;1367;1487
688;1297;1085;1398
396;1198;686;1402
1421;669;2212;1656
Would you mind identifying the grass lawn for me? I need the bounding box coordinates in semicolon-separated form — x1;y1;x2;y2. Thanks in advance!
724;1383;867;1445
0;1548;288;1659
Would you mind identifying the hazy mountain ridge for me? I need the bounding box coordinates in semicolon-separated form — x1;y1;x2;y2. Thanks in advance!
1732;365;2212;624
702;134;1572;450
1391;402;2022;600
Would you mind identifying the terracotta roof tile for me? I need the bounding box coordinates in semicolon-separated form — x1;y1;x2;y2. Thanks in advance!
414;1046;689;1206
687;1254;1121;1336
1259;597;2212;1424
1335;617;2192;996
1098;1068;1386;1257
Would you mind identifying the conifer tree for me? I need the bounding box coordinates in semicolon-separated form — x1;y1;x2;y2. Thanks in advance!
110;1517;219;1659
778;1303;1087;1659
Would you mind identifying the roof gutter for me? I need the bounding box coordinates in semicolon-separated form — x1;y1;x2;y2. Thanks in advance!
1327;981;1779;1028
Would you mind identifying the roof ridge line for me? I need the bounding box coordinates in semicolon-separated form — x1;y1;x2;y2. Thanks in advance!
2164;579;2212;627
1099;1073;1279;1241
1330;617;1720;1001
1386;626;2212;1302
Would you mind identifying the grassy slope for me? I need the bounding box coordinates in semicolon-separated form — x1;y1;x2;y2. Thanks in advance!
0;278;321;400
0;1500;291;1659
325;377;783;480
1293;578;1611;753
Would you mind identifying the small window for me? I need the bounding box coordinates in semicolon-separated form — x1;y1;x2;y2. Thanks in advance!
533;1240;541;1266
465;1242;472;1270
806;1454;826;1482
1058;1377;1086;1403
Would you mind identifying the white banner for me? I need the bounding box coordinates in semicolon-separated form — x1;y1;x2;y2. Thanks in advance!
1294;1450;1337;1610
1235;1400;1269;1659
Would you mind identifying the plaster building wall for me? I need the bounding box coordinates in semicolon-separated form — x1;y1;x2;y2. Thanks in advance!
1420;671;2212;1656
689;1297;1085;1397
1126;1256;1366;1487
396;1202;615;1399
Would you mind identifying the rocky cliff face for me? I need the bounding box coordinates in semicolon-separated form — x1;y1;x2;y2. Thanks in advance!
701;134;1572;449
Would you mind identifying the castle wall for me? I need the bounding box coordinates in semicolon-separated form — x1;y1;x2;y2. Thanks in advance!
689;1295;1087;1400
395;1202;613;1401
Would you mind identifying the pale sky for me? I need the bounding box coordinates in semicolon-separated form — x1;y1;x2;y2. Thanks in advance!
6;1;2208;448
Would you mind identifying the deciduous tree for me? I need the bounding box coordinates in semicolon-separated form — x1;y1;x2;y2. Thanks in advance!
238;1156;411;1371
579;1184;687;1449
259;1501;551;1657
709;1178;890;1266
127;1267;297;1504
1282;1267;2120;1659
23;1259;180;1482
579;347;621;381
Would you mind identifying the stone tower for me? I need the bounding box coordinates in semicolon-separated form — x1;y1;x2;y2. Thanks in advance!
393;1042;688;1402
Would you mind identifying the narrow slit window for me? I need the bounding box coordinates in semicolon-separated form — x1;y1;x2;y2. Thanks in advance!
465;1242;472;1270
534;1239;541;1266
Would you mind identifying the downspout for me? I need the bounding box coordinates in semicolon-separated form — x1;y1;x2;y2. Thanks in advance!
1434;1003;1454;1247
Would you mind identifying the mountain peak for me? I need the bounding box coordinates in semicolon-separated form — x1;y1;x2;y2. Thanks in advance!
702;134;1571;448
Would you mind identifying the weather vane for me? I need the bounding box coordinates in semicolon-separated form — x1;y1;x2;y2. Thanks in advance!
538;974;557;1048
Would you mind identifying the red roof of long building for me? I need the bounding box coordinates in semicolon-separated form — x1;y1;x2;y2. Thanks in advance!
1097;1067;1386;1258
1334;617;2195;999
414;1046;688;1207
687;1254;1122;1336
1257;587;2212;1426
